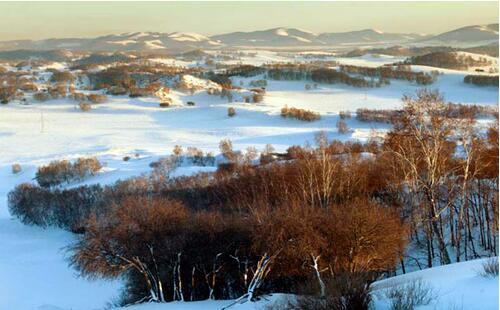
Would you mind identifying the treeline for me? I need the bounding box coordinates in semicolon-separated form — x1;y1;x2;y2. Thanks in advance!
356;102;498;124
86;64;195;91
8;90;499;307
265;64;374;88
464;75;499;87
339;64;437;85
409;52;493;70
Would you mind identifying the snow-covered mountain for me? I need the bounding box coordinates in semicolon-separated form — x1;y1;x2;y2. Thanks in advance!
418;23;499;46
211;27;320;46
0;24;496;52
318;29;429;45
0;31;221;52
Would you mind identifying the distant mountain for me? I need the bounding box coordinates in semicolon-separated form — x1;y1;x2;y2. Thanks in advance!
318;29;429;45
0;24;496;52
0;32;221;53
211;27;320;46
418;24;498;46
211;27;428;46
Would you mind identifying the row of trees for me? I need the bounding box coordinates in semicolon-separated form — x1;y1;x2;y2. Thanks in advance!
464;74;499;87
339;64;438;85
409;52;493;70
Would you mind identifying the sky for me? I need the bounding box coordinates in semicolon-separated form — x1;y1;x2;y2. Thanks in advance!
0;1;497;41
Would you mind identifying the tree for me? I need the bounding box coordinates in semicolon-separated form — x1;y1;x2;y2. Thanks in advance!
384;89;456;266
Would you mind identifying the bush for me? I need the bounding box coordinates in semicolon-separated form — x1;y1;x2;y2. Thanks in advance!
123;156;131;162
252;93;264;103
18;83;38;92
72;92;86;101
8;183;105;231
339;111;351;119
249;79;267;88
78;102;92;111
228;107;236;117
384;279;435;310
479;257;499;278
292;273;373;310
336;119;349;134
48;85;67;99
464;75;499;87
187;101;195;106
129;87;152;98
12;163;22;174
50;71;75;84
87;94;107;104
35;157;102;188
0;85;16;103
281;105;321;121
33;92;50;102
107;86;128;95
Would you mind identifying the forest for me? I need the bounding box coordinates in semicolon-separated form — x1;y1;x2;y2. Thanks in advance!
7;89;498;308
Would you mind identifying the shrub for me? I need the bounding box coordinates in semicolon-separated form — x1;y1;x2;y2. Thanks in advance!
293;273;373;310
73;157;102;179
8;183;105;231
33;92;50;102
172;145;183;156
249;79;267;88
336;119;349;134
78;102;92;111
50;71;75;84
252;93;264;103
87;94;107;104
159;100;171;107
464;75;499;87
479;257;499;278
107;86;128;95
187;101;195;106
384;279;436;310
228;107;236;117
129;87;152;98
12;163;22;174
339;111;351;119
72;92;86;101
123;156;131;162
36;157;102;188
219;138;237;162
48;85;67;99
18;83;38;92
281;105;321;122
0;85;16;103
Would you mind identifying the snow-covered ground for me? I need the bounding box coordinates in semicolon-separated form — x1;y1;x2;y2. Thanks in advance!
371;258;499;310
0;52;497;309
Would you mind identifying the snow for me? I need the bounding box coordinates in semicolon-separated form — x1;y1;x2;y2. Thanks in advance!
113;259;499;309
145;40;166;49
108;39;137;46
0;52;497;310
372;258;499;310
168;32;211;42
275;28;289;36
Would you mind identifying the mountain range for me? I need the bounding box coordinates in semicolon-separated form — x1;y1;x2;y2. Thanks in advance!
0;23;497;52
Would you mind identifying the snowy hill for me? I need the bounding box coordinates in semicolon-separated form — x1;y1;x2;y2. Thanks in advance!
419;23;499;47
371;258;499;310
211;27;320;46
0;24;495;52
318;29;428;45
